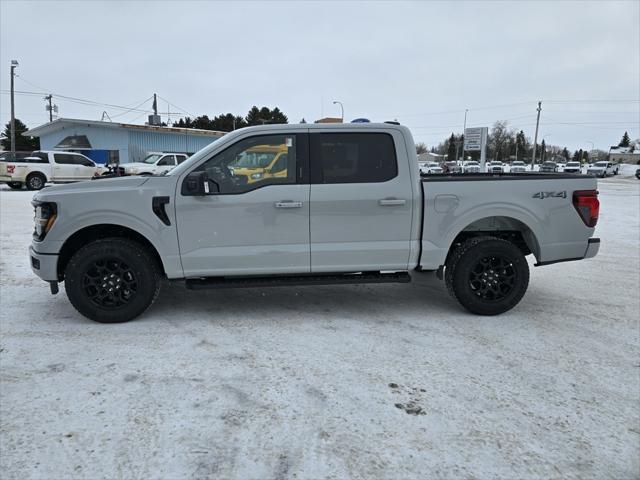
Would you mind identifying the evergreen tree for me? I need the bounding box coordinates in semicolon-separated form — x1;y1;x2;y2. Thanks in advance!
540;140;546;162
562;147;570;160
0;119;39;151
447;133;457;161
619;131;631;147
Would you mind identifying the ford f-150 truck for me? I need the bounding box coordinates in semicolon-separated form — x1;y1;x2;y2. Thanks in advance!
0;150;103;190
29;123;601;323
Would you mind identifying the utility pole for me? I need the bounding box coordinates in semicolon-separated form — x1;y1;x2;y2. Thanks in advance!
45;94;53;122
10;60;18;152
531;101;542;165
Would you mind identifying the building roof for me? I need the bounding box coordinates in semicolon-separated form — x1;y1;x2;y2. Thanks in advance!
24;118;226;138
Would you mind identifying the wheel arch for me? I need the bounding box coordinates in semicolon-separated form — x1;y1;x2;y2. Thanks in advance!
27;170;47;182
445;215;542;265
57;224;166;281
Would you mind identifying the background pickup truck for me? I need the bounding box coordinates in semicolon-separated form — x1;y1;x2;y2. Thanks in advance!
0;150;102;190
29;123;600;323
121;152;188;176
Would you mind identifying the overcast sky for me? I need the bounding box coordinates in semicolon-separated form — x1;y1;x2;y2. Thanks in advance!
1;0;639;151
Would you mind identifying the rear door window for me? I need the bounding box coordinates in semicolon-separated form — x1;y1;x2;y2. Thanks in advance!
310;132;397;184
54;153;78;165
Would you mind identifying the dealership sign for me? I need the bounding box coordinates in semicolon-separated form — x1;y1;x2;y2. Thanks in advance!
464;127;488;151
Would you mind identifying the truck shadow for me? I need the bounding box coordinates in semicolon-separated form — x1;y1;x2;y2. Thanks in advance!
147;271;466;324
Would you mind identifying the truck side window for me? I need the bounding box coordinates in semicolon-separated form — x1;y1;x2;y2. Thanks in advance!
157;155;175;166
54;153;79;165
310;133;397;183
196;135;297;194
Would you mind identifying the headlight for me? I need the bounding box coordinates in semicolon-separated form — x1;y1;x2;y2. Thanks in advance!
251;172;264;180
32;201;57;241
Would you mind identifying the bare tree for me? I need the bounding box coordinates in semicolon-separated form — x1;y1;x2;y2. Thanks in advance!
489;121;512;161
415;142;428;155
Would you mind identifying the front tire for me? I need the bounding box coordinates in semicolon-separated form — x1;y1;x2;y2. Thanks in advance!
26;173;46;190
64;238;162;323
7;182;23;190
445;236;530;315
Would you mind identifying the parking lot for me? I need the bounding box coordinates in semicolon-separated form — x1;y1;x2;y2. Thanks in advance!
0;173;638;479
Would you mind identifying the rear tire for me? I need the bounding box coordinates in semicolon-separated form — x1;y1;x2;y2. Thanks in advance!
445;236;529;315
64;238;162;323
26;173;46;190
7;182;23;190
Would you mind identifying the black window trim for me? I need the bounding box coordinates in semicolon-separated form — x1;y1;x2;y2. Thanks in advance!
182;132;309;196
309;131;398;184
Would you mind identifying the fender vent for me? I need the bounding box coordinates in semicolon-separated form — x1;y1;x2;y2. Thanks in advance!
152;196;171;226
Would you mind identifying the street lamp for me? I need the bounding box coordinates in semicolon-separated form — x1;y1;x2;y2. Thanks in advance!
10;60;19;153
332;101;344;122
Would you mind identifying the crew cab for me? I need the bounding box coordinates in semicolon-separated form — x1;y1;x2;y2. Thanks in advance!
563;161;582;174
420;161;443;174
0;150;102;190
510;161;527;173
540;161;558;173
463;161;481;173
587;161;616;177
487;161;504;173
121;152;189;176
29;124;601;323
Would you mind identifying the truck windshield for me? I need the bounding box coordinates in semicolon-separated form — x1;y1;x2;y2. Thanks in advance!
595;162;607;167
143;154;163;164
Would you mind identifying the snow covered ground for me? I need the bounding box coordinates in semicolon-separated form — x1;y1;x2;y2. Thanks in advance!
1;169;638;479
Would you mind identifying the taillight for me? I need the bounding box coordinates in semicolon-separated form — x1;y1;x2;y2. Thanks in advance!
7;164;15;174
572;190;599;227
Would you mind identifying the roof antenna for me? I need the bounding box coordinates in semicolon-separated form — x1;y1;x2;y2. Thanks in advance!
101;111;112;122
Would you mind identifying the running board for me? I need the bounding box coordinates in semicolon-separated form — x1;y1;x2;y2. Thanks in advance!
185;271;411;290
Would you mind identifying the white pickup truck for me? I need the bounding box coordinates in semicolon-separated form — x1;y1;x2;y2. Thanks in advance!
121;152;189;176
29;123;601;323
0;150;102;190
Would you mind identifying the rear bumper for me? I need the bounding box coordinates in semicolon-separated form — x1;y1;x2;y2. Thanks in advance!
584;237;600;259
29;246;59;282
0;175;14;183
535;238;600;266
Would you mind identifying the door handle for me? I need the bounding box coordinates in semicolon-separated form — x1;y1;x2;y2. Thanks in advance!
275;201;303;208
379;198;406;206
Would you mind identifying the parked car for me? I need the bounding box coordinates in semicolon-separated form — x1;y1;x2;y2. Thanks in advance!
487;161;504;173
587;161;615;178
510;161;527;173
540;161;558;173
419;161;443;174
556;162;566;172
636;168;640;180
563;161;582;174
29;123;600;323
463;161;481;173
121;152;189;176
0;150;103;190
442;161;462;174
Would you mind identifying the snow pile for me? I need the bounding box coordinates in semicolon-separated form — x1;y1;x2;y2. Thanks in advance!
0;178;638;479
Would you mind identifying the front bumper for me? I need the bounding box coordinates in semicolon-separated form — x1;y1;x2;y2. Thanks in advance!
29;245;59;282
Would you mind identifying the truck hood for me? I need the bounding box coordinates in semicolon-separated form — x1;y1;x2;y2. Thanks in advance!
33;176;151;201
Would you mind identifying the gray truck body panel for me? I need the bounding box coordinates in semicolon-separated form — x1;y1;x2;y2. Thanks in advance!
30;123;599;283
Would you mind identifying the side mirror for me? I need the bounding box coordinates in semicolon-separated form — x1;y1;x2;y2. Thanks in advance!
182;171;209;196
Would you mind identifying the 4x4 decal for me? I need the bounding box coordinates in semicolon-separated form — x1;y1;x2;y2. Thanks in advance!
532;191;567;199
